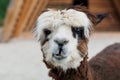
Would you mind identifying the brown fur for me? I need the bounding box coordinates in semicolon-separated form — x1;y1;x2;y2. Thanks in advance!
77;39;88;57
89;43;120;80
48;55;93;80
47;43;120;80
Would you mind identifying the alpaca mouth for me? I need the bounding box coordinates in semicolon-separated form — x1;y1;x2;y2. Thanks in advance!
52;52;67;60
52;47;67;60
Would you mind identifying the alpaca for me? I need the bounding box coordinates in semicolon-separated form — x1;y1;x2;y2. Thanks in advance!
35;5;120;80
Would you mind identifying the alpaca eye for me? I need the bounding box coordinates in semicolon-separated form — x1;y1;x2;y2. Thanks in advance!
74;27;81;33
44;29;51;36
72;27;85;40
42;29;51;45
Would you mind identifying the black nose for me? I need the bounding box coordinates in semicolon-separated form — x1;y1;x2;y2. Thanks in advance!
58;43;64;49
54;39;69;48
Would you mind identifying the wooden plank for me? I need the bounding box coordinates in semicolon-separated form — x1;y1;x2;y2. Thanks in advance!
112;0;120;19
48;0;72;9
49;0;73;5
24;0;49;31
90;8;114;13
2;0;24;42
13;0;32;36
89;0;114;12
89;0;120;31
14;0;48;36
24;0;44;31
90;0;110;4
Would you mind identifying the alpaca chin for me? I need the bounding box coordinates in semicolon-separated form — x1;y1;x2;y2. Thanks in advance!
45;51;84;71
54;55;83;71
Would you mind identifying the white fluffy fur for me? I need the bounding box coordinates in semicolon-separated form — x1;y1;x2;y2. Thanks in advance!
35;9;92;71
35;9;92;41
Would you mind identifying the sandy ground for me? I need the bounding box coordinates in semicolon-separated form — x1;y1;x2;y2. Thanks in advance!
0;32;120;80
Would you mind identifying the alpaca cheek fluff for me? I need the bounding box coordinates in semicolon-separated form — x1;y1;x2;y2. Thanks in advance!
35;6;120;80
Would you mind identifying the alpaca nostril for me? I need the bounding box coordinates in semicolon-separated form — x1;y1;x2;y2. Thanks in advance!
58;43;64;49
63;40;69;44
54;39;69;46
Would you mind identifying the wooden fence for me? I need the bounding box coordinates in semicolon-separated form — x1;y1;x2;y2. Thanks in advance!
2;0;49;41
2;0;119;42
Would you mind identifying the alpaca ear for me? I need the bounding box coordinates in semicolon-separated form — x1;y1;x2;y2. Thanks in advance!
96;13;108;24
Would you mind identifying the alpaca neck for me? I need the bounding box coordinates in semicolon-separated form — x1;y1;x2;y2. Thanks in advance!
49;56;93;80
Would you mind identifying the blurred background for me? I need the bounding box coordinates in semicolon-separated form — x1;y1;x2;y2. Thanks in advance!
0;0;120;80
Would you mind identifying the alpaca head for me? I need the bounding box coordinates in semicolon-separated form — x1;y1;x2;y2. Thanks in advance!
35;6;106;71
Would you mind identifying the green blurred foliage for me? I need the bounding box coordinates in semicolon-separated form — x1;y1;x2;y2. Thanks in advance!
0;0;10;26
